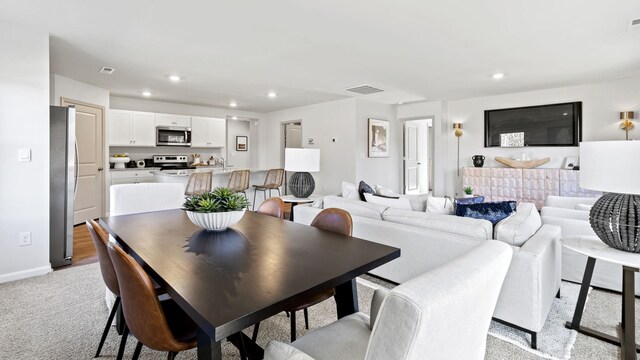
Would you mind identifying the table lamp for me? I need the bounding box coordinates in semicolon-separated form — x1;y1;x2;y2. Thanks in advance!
285;148;320;198
580;141;640;252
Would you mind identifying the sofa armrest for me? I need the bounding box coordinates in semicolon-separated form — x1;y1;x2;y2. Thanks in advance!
265;341;316;360
541;215;595;237
370;288;389;330
293;204;323;226
494;224;562;332
541;206;590;221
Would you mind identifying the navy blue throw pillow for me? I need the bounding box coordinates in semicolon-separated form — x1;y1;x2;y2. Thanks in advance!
455;196;485;205
358;181;375;201
455;201;517;225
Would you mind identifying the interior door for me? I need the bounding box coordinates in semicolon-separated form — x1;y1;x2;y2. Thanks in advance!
284;123;302;194
62;99;104;224
404;120;429;194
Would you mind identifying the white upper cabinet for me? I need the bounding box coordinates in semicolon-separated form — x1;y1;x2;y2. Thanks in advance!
155;113;191;127
109;110;156;147
191;117;226;148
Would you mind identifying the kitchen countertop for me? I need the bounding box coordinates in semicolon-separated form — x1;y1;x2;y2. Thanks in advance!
151;168;270;177
110;167;161;171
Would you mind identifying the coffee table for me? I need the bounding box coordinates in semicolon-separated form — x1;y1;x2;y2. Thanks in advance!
101;209;400;360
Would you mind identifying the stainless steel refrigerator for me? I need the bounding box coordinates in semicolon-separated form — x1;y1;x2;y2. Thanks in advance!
50;105;76;268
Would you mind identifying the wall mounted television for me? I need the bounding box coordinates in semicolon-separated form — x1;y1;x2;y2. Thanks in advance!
484;102;582;147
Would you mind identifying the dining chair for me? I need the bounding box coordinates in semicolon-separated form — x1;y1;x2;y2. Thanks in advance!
264;240;513;360
228;170;250;199
86;219;122;359
106;241;198;360
252;168;284;210
184;171;213;196
256;197;286;219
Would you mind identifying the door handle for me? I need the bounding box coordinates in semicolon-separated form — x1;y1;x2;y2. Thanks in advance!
98;167;104;171
417;162;422;165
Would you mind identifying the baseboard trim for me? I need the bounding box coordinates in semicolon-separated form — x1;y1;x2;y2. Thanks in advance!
0;266;53;284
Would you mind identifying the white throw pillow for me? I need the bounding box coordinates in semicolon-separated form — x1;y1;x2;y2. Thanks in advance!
575;204;593;211
425;196;454;215
364;193;412;210
494;202;541;246
341;181;359;200
375;184;398;197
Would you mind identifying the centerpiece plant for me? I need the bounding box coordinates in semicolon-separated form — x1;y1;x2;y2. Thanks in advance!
183;187;249;231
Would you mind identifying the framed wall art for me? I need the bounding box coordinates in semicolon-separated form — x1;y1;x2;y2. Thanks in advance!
236;136;248;151
368;119;389;158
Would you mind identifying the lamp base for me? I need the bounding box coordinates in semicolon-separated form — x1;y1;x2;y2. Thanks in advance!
590;193;640;253
289;172;315;198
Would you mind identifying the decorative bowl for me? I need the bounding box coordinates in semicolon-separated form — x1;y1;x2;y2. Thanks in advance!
186;210;245;231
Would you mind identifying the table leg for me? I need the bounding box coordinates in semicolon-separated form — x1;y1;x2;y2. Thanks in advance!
621;267;637;360
566;256;596;329
197;328;222;360
290;202;297;221
334;279;358;319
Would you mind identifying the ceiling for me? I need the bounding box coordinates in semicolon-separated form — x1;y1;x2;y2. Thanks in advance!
2;0;639;112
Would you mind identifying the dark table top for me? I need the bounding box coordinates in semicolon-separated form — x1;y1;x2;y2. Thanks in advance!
101;209;399;341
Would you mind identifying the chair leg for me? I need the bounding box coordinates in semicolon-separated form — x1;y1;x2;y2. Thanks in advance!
285;311;290;317
251;322;260;342
95;296;120;358
277;188;281;197
167;351;179;360
116;325;129;360
530;332;537;349
290;310;297;342
556;289;561;298
252;188;258;211
132;341;143;360
303;308;309;330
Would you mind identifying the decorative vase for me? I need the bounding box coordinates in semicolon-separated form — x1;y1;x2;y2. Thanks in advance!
186;210;245;231
463;194;474;198
472;155;485;168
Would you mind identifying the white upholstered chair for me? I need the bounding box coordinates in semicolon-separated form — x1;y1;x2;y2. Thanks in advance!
109;183;186;216
264;240;513;360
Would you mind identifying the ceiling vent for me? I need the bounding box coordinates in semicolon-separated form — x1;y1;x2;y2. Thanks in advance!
628;18;640;32
99;66;115;75
345;84;384;95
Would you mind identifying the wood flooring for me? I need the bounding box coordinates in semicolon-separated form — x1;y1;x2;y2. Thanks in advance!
61;224;98;269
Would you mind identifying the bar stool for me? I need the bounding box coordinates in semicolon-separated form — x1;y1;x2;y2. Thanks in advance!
252;169;284;210
228;170;250;199
185;171;212;196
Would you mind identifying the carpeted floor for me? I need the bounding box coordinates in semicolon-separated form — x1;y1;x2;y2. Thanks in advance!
0;263;636;359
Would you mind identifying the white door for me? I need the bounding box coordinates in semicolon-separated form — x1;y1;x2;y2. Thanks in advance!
283;122;302;194
404;119;429;194
62;99;104;224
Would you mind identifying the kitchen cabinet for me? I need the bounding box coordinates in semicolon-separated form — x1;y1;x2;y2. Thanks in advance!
191;116;226;148
110;169;155;185
155;113;191;127
109;110;156;146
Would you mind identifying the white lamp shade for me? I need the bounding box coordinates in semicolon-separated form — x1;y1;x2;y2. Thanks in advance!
580;141;640;194
284;148;320;172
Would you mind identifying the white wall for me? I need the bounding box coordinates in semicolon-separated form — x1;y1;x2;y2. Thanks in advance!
400;76;640;196
354;99;400;192
264;99;357;196
50;74;110;108
227;120;251;168
0;20;52;282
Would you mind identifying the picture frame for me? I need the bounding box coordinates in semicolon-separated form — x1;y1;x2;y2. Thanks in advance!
236;136;248;151
368;119;390;158
564;156;579;170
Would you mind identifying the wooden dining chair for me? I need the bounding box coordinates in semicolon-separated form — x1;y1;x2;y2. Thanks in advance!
106;241;198;360
86;219;122;359
252;168;284;210
256;197;286;219
228;170;250;198
184;171;212;196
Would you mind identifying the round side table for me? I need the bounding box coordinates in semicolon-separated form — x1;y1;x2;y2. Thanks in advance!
563;236;640;359
280;195;319;221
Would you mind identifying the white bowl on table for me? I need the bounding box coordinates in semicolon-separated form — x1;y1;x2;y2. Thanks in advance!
186;210;246;231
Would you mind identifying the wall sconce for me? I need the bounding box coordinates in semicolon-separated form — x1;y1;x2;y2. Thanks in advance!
620;111;634;140
453;123;463;176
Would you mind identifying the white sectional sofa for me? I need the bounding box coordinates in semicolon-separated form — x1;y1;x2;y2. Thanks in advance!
541;195;640;295
294;195;561;348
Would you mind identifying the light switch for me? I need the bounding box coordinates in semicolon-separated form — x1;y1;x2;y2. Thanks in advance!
18;148;31;162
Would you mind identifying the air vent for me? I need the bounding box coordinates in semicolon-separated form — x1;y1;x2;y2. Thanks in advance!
344;84;384;95
632;18;640;26
628;18;640;32
99;66;115;75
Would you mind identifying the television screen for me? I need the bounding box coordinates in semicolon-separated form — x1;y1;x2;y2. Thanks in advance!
484;102;581;147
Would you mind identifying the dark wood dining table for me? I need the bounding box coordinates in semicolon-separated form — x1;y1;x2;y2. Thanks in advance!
100;209;400;360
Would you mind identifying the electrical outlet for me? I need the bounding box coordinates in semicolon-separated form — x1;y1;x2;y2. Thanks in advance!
19;232;31;246
332;138;337;143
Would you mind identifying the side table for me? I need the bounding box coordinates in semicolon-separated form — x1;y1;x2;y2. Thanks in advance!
280;195;319;221
563;236;640;359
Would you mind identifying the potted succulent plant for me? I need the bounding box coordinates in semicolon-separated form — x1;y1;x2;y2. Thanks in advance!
183;187;249;231
463;186;474;198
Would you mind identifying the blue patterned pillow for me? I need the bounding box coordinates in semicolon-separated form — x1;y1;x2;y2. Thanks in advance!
455;196;485;205
455;201;517;225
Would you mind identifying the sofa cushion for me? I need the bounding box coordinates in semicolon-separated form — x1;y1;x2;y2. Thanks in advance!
494;202;541;246
358;181;375;201
545;195;599;209
540;206;590;221
425;196;454;215
375;185;429;211
364;193;412;210
575;204;593;211
324;195;387;220
382;208;493;240
341;181;359;200
455;201;516;225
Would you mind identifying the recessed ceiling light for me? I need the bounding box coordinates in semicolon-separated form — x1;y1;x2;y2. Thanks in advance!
168;75;181;82
142;91;152;97
268;92;277;98
563;113;569;116
229;101;238;108
492;73;505;80
398;101;404;105
232;116;238;120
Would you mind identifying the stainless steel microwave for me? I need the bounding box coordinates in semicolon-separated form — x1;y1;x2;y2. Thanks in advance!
156;126;191;146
